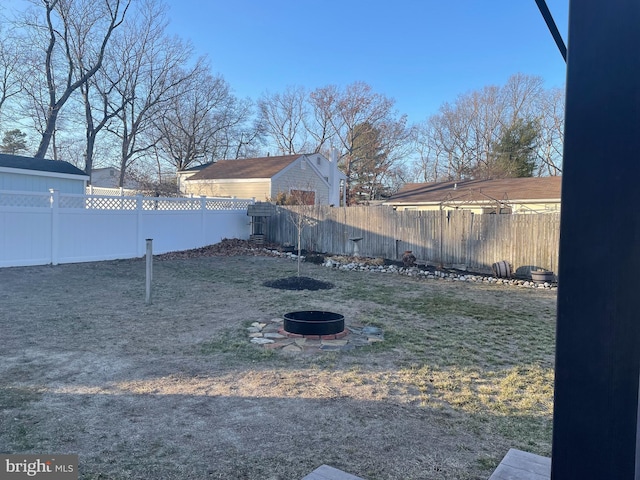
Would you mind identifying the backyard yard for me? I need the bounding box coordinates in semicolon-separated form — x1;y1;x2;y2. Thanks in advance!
0;245;557;479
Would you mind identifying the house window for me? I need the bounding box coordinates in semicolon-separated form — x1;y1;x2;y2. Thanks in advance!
290;189;315;205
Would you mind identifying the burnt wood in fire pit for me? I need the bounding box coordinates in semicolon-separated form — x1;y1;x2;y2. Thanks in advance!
283;311;345;336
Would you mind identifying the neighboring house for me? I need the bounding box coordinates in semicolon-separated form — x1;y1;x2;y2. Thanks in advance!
175;162;212;194
0;153;88;194
384;176;562;214
90;167;140;189
182;152;347;205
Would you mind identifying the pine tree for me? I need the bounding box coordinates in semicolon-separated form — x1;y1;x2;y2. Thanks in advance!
489;118;539;178
0;129;28;155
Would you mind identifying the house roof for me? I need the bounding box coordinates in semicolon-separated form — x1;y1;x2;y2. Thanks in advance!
386;176;562;205
188;155;300;180
177;162;215;173
0;153;87;176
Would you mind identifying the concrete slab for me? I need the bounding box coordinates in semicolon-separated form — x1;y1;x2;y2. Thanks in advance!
301;464;366;480
489;448;551;480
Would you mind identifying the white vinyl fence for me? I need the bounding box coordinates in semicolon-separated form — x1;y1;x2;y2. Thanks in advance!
0;189;253;268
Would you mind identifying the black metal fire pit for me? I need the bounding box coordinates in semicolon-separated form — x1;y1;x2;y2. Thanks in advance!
283;311;345;336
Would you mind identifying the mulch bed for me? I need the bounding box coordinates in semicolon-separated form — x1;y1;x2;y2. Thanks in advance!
263;276;334;291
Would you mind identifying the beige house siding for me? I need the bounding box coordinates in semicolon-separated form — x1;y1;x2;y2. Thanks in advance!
273;159;329;204
176;171;201;193
394;200;561;214
511;202;561;214
184;179;271;199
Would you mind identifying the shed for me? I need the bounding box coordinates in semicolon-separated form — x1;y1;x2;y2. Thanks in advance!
0;153;89;194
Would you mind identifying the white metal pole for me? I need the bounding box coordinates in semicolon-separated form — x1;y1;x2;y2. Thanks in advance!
145;238;153;305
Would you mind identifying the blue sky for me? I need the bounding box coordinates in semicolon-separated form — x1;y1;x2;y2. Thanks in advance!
164;0;569;124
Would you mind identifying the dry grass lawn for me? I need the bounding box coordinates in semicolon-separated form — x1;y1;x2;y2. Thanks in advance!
0;250;557;479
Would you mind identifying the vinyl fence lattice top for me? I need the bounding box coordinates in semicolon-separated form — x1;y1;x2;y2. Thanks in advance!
0;190;51;207
1;190;253;212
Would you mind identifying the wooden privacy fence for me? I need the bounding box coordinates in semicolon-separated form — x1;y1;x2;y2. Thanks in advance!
265;206;561;276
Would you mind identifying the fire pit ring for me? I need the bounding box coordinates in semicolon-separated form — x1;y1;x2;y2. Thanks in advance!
283;311;345;336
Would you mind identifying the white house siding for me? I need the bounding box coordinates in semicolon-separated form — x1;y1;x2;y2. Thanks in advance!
184;179;271;200
272;159;329;204
0;169;86;194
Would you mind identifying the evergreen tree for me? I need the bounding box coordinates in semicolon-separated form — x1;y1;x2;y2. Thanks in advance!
488;118;539;178
0;129;27;154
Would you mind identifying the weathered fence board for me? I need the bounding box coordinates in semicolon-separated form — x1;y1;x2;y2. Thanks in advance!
266;206;560;275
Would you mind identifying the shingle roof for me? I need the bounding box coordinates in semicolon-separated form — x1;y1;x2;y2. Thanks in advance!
188;155;300;180
387;177;562;204
0;153;87;176
178;162;215;173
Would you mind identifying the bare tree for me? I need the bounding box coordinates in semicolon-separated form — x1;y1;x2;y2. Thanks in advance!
431;100;477;179
414;73;560;182
536;86;564;175
19;0;131;158
276;185;318;277
324;82;409;203
0;30;24;128
258;85;310;155
306;85;339;154
502;72;545;123
222;113;265;160
104;0;200;186
79;35;129;178
411;117;447;182
156;68;256;171
257;82;409;201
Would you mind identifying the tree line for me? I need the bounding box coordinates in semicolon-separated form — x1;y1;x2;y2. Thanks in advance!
0;0;564;201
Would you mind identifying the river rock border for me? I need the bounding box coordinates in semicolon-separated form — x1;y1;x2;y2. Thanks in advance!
262;249;557;291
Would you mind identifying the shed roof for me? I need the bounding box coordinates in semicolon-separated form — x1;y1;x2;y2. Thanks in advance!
386;177;562;205
0;153;87;176
188;155;300;180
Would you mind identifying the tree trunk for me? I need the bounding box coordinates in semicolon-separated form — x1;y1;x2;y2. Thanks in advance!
35;107;59;158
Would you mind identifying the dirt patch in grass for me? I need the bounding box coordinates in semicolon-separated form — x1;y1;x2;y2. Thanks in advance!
0;249;557;479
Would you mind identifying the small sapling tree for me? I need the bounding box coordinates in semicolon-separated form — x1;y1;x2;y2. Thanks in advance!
275;186;318;277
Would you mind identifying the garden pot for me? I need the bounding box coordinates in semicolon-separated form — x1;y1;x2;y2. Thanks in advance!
531;270;554;283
